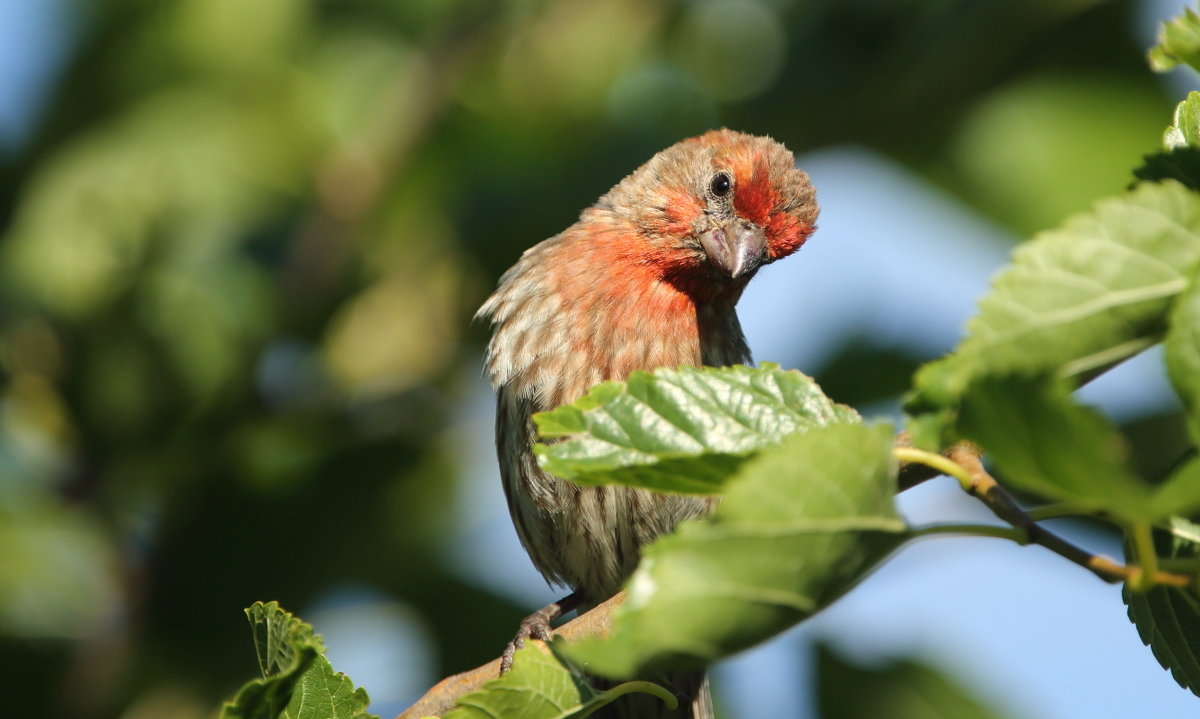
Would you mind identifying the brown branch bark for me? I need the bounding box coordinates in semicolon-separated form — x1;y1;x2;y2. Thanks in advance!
396;593;625;719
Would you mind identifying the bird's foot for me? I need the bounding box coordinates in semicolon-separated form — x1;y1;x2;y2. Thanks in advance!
499;592;582;674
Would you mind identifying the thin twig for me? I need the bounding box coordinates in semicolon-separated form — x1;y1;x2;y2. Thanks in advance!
1024;503;1110;523
898;442;1191;589
946;444;1118;581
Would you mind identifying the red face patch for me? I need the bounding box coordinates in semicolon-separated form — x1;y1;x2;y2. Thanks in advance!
732;156;774;228
729;153;812;260
765;212;810;259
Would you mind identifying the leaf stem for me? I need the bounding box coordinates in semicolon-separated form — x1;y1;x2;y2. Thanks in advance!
1129;522;1161;592
910;523;1029;543
893;447;973;491
1087;554;1189;588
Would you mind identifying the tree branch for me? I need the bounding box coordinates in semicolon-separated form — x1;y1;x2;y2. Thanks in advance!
396;593;625;719
900;441;1191;589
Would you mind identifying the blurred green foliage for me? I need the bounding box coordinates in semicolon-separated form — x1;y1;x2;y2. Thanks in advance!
816;642;1011;719
0;1;1183;717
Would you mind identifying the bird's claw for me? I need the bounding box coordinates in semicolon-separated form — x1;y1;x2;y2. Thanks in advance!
498;602;565;674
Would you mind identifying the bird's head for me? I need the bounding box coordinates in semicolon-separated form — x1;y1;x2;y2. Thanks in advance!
596;129;818;297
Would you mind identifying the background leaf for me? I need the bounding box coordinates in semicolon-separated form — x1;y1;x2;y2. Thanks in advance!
0;494;120;639
816;642;1014;719
1125;518;1200;698
534;364;857;493
565;423;908;678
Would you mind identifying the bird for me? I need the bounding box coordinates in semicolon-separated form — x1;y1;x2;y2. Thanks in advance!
477;128;818;717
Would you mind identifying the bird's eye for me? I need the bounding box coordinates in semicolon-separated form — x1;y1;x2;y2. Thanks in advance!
709;172;732;197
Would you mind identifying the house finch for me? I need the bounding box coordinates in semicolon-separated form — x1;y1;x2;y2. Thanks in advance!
478;129;818;717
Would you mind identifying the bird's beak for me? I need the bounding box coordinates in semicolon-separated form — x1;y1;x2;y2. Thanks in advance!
699;218;766;278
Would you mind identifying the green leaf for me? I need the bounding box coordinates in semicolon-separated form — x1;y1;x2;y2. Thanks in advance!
221;602;378;719
245;601;324;679
564;423;908;678
534;364;857;493
1125;518;1200;698
1149;456;1200;520
1149;7;1200;73
1134;147;1200;190
906;181;1200;445
957;375;1155;522
816;643;1013;719
1165;92;1200;150
1165;273;1200;444
1135;94;1200;189
444;644;676;719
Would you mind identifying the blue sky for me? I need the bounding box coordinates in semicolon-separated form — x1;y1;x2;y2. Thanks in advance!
0;0;71;154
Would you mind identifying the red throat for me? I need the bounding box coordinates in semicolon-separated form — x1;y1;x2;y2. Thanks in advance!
531;228;710;396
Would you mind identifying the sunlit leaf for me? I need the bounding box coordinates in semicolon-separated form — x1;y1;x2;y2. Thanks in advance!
907;181;1200;446
564;423;908;678
1149;7;1200;73
1165;92;1200;150
534;364;856;494
1135;93;1200;189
